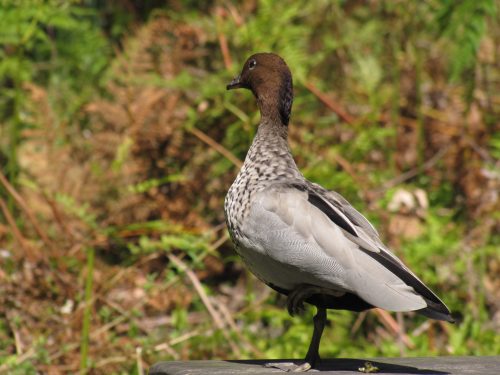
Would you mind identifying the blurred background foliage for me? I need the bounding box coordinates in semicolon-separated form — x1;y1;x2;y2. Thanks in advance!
0;0;499;373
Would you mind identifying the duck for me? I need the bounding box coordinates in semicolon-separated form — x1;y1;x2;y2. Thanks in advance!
224;52;453;372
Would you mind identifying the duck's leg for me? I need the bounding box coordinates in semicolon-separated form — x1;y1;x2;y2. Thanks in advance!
265;285;338;372
303;307;326;369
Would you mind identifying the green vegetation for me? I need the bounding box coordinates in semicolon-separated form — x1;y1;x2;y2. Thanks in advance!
0;1;499;373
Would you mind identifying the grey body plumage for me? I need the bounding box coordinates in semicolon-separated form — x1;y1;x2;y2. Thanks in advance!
225;53;453;371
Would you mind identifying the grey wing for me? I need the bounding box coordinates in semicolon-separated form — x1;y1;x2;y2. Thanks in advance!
322;187;379;234
306;183;452;318
243;183;431;312
309;182;382;250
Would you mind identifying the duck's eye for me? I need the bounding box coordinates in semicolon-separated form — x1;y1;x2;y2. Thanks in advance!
248;59;257;70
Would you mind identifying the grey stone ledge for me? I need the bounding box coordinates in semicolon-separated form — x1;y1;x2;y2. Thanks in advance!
150;356;500;375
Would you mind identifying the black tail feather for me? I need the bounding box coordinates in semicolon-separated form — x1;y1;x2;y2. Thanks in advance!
417;298;455;323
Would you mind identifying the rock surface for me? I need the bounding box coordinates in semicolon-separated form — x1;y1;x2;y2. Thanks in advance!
150;356;500;375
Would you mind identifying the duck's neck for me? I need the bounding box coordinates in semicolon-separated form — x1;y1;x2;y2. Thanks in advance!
255;115;288;144
241;116;301;179
256;95;289;130
254;71;293;127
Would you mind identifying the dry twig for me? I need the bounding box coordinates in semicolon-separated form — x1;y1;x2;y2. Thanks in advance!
215;7;232;69
136;347;144;375
305;81;356;125
168;253;242;356
188;127;243;167
331;153;371;194
0;171;55;251
0;197;30;256
168;254;225;329
373;308;414;349
373;145;451;195
0;347;36;374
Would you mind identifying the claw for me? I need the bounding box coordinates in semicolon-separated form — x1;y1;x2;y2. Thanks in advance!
264;362;314;372
282;285;341;370
292;362;312;372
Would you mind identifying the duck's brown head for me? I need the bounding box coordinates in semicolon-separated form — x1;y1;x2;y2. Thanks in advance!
227;53;293;126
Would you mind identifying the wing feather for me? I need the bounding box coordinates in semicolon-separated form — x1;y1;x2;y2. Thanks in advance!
245;183;433;311
303;184;451;316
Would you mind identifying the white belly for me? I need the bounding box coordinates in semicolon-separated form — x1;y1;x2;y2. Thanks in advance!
234;234;350;294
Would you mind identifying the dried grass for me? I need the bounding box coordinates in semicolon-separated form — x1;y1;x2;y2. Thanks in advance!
0;8;498;374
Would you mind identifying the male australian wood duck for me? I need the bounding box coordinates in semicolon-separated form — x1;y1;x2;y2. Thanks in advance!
224;53;453;372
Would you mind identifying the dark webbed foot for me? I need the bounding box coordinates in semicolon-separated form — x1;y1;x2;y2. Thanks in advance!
280;284;338;370
264;362;313;372
263;306;326;372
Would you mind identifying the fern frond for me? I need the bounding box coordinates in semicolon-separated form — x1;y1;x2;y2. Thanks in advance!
434;0;496;80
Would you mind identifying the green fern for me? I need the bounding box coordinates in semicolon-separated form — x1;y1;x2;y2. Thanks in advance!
435;0;497;80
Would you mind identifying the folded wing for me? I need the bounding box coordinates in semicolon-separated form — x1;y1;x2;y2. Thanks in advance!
245;182;452;320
